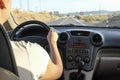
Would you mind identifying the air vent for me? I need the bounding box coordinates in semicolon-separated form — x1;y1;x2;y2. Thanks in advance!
91;33;103;46
59;32;69;43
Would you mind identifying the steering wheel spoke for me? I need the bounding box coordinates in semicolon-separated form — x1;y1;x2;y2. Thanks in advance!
19;36;48;47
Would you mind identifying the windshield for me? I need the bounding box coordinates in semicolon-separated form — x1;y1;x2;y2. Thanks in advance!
11;0;120;27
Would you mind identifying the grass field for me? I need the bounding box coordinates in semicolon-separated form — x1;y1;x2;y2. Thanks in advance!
75;14;112;24
11;9;60;24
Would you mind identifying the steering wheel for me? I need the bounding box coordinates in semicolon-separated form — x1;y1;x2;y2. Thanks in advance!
10;20;50;47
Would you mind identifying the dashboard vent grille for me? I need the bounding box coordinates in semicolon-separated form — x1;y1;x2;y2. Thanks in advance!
59;32;69;43
91;34;103;46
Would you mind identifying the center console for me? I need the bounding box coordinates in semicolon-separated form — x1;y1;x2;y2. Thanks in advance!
65;31;93;71
66;31;93;80
59;30;103;80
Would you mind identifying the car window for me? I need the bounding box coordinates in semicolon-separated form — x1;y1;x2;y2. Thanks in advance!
11;0;120;27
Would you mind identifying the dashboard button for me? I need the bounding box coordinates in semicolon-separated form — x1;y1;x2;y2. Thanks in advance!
67;55;73;62
84;56;90;63
75;56;81;63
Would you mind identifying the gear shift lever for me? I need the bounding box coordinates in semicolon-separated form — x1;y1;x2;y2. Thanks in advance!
70;57;85;80
77;59;85;80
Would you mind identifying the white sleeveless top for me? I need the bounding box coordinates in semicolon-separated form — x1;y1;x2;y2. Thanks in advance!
11;41;50;80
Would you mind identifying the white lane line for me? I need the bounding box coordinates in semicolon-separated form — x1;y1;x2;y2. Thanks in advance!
72;18;86;26
59;18;69;25
47;18;62;23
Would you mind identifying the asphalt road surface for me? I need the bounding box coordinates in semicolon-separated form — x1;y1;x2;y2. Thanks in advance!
46;17;93;26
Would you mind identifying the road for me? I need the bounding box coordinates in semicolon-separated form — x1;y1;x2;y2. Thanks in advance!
46;17;93;26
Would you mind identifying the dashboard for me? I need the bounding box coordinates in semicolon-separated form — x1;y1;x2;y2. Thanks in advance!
53;25;120;80
10;24;120;80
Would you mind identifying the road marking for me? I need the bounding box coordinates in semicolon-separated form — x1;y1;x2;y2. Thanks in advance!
72;18;86;26
59;18;69;25
47;17;88;26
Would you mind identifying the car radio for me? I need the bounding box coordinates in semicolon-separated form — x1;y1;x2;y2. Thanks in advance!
65;32;93;71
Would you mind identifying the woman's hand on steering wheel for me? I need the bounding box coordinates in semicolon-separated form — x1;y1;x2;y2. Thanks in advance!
47;27;58;45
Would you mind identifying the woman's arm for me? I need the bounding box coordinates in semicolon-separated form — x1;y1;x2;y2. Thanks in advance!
41;28;63;80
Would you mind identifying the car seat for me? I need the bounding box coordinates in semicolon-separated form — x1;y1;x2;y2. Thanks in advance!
0;24;19;80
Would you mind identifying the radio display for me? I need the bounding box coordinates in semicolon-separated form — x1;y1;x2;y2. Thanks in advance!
73;45;88;49
73;45;85;48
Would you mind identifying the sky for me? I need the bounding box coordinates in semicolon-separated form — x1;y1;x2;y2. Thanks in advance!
12;0;120;13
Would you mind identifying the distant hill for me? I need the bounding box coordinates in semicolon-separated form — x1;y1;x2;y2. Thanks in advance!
65;10;120;16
